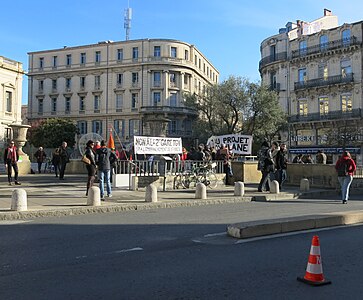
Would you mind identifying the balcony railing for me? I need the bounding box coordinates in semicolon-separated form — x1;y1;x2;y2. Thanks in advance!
166;130;193;137
289;108;362;123
292;36;360;59
294;73;354;90
140;106;198;115
259;52;287;69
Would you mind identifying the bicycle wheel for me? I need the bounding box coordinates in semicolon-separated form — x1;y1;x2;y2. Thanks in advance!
205;171;218;188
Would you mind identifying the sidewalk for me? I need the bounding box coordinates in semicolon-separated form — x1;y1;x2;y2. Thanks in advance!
1;174;363;239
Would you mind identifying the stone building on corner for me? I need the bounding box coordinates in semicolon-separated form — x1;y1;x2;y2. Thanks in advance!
259;9;363;164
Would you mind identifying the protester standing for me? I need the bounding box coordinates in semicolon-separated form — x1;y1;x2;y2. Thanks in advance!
3;140;21;185
276;143;288;190
84;140;97;196
96;140;116;200
34;146;47;173
335;151;356;204
58;141;70;180
257;141;273;192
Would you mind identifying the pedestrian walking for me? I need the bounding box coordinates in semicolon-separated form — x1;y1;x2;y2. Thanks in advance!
257;141;273;192
84;140;97;196
276;143;288;189
3;140;21;185
34;146;47;173
58;141;70;180
95;140;117;200
51;148;61;177
335;151;356;204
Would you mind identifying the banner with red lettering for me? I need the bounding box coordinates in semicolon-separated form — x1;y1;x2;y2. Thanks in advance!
207;134;253;155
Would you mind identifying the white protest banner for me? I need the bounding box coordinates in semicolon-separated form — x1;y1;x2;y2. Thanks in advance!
134;136;182;155
207;134;253;155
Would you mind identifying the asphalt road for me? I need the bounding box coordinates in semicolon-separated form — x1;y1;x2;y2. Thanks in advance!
1;202;363;300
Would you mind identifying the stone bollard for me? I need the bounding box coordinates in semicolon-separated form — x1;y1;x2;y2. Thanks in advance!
270;180;280;194
300;178;310;192
11;189;28;211
87;186;101;206
234;181;245;196
145;184;158;202
131;176;139;191
195;183;207;199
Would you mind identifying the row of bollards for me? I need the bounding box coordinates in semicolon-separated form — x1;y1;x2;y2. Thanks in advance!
8;179;311;212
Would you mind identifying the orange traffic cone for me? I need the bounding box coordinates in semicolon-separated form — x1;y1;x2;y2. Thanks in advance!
297;235;331;286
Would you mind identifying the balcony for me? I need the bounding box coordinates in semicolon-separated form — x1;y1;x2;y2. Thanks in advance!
166;130;193;137
294;73;354;90
259;52;287;70
289;108;362;123
140;106;198;116
292;36;360;59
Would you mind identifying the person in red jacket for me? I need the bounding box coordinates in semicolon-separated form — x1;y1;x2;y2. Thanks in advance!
3;140;21;185
335;151;356;204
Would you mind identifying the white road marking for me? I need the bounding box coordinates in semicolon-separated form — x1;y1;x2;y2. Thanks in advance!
113;247;144;253
204;232;226;237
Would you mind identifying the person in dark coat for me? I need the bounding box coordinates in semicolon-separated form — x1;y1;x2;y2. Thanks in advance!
3;140;21;185
257;141;273;192
57;141;70;180
34;146;47;173
275;143;288;189
84;140;97;196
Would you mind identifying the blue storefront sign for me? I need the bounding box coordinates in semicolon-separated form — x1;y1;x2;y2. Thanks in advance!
289;147;361;154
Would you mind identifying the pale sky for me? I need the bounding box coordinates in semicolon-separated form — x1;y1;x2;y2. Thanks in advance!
1;0;362;104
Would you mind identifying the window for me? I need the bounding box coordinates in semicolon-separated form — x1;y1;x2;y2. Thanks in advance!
65;78;71;89
53;56;57;67
320;35;328;51
116;94;123;110
79;96;85;111
342;29;351;46
270;72;277;89
199;58;201;69
184;74;188;86
66;54;72;66
299;40;307;55
38;80;44;92
132;47;138;60
95;75;101;89
184;49;189;60
194;55;197;65
80;76;86;88
168;120;177;133
77;121;87;135
95;51;101;63
114;120;125;137
153;71;161;87
38;99;43;113
171;47;177;58
129;119;140;137
341;59;352;78
318;64;328;80
270;45;276;60
170;72;177;87
117;73;123;86
170;92;177;106
132;72;139;84
319;96;329;115
298;68;307;83
52;79;57;90
117;49;123;61
298;99;308;116
65;97;71;113
92;120;102;135
131;93;138;109
153;92;161;105
51;97;57;113
94;95;100;110
39;57;44;69
5;91;12;112
154;46;161;57
341;94;352;112
80;53;86;65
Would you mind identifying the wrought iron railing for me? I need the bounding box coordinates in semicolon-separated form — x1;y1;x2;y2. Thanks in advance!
289;108;362;123
140;106;198;115
294;73;354;90
259;52;287;69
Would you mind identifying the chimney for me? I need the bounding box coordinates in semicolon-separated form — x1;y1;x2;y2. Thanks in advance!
324;9;332;16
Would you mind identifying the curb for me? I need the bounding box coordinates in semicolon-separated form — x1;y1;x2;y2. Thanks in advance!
0;196;253;221
227;210;363;239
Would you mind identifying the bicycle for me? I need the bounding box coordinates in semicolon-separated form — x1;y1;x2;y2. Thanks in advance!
178;162;218;189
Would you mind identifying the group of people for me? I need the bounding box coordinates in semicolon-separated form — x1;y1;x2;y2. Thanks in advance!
292;150;327;164
257;141;288;192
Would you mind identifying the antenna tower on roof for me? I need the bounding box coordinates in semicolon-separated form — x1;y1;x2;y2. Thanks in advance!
124;0;132;41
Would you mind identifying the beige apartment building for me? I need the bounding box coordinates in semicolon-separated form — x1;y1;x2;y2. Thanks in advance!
27;39;219;147
0;56;25;147
260;9;363;163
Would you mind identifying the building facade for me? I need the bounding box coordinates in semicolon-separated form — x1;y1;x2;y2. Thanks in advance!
27;39;219;147
260;9;363;163
0;56;25;147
